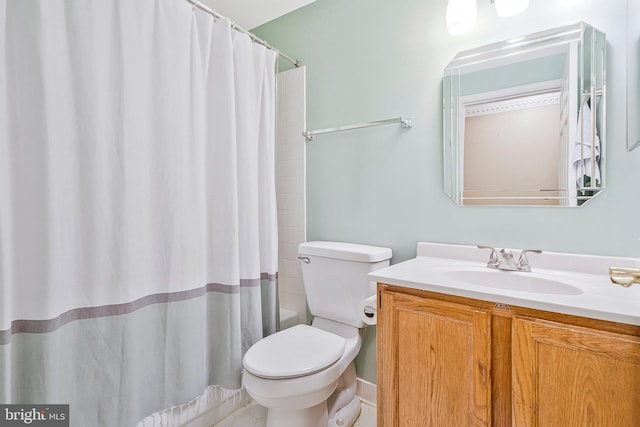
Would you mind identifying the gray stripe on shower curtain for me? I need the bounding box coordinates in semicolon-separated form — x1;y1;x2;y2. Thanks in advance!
0;276;277;345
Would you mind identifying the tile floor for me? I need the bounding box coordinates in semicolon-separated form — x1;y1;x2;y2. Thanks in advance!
214;399;376;427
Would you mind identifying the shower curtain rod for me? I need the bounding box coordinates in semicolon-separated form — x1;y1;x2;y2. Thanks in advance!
187;0;302;68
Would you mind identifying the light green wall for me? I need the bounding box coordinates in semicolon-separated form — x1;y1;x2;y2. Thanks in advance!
255;0;640;384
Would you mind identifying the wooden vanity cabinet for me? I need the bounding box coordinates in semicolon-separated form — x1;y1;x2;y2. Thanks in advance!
377;284;640;427
513;317;640;427
377;290;492;426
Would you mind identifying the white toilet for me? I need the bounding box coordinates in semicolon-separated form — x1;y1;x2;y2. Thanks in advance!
242;241;392;427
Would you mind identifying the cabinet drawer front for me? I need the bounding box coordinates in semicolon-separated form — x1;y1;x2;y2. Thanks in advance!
513;317;640;427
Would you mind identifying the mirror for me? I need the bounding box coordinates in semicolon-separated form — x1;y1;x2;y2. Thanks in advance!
443;23;606;206
628;0;640;151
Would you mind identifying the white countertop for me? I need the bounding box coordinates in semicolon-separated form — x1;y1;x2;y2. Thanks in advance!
369;243;640;326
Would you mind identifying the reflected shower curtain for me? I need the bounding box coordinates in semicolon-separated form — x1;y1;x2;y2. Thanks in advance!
0;0;278;425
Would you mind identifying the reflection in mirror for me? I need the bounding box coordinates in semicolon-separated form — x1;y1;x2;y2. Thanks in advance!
443;23;606;206
628;0;640;151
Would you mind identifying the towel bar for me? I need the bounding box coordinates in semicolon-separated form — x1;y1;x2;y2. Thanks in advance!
302;117;412;141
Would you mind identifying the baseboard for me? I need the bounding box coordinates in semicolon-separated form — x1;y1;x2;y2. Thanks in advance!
356;378;376;406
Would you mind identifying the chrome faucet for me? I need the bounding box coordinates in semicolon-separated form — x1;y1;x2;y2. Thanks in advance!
477;246;542;272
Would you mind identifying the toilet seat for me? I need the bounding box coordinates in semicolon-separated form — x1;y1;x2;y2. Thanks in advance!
243;325;346;379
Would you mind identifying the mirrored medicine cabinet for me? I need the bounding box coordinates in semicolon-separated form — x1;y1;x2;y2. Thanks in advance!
443;22;606;206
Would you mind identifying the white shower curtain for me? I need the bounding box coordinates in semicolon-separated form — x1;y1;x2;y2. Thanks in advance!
0;0;278;425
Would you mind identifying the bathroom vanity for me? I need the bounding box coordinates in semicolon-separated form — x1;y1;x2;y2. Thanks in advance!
370;243;640;427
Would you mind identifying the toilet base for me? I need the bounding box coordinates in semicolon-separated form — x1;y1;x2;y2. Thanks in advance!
255;363;362;427
327;363;359;426
329;395;361;427
266;401;328;427
263;396;361;427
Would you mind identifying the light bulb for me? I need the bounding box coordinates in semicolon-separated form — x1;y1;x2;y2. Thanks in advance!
446;0;478;36
494;0;530;17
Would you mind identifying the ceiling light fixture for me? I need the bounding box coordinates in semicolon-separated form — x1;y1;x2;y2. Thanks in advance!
494;0;530;17
446;0;478;36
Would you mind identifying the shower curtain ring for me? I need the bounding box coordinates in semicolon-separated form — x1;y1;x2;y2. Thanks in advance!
191;0;199;11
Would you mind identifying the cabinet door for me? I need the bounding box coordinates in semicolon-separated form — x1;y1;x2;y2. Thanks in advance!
513;317;640;427
378;290;492;427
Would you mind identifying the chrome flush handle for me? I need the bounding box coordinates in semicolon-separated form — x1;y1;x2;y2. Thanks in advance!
297;256;310;264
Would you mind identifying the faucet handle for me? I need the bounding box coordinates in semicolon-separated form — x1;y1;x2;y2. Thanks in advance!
517;249;542;271
477;245;499;267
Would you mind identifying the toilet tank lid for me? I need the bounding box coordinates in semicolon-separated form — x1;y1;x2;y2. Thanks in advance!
299;241;392;263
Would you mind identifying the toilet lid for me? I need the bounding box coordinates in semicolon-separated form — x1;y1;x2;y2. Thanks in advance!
243;325;346;379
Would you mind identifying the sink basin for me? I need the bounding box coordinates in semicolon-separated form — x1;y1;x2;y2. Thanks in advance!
445;270;583;295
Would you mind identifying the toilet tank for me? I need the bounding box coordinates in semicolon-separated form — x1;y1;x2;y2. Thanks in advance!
298;241;392;328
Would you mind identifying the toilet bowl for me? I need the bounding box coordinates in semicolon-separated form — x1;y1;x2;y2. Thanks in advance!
241;241;392;427
243;318;362;427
